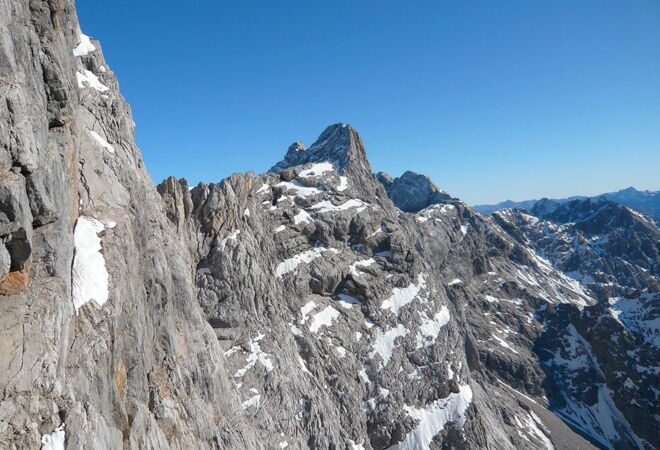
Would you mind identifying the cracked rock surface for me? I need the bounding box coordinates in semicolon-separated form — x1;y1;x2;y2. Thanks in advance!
1;1;657;449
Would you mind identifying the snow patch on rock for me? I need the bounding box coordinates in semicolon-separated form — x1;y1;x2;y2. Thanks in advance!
300;301;317;324
335;293;361;309
242;392;261;410
349;258;376;277
298;162;334;178
232;334;274;377
76;69;108;91
337;176;349;191
41;424;65;450
391;384;473;449
514;412;554;449
72;216;110;312
88;130;115;153
309;306;340;333
276;247;338;277
275;180;324;200
369;324;408;366
294;209;312;225
381;274;427;316
73;33;95;56
416;306;450;348
310;199;368;214
219;229;241;251
608;293;659;347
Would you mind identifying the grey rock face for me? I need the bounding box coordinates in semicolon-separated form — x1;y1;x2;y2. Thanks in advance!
494;203;659;448
1;2;657;450
377;171;458;213
270;123;389;205
1;1;257;448
271;124;361;174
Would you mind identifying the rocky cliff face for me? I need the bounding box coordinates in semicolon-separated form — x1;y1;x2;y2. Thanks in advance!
493;201;659;449
376;171;458;213
1;2;657;450
0;1;257;448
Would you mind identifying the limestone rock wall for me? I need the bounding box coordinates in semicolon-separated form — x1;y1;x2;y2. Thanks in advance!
0;1;656;449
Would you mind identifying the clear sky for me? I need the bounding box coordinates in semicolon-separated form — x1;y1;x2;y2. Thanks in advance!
76;0;659;205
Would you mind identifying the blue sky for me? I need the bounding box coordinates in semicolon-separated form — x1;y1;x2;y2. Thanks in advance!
77;0;659;205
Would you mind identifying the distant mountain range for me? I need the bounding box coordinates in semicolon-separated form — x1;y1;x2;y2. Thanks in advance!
473;187;660;218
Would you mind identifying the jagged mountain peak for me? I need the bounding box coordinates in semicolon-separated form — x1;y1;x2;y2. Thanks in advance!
271;127;460;214
2;2;658;449
270;123;389;204
616;186;656;196
377;170;458;213
530;197;560;217
531;196;658;234
270;123;371;175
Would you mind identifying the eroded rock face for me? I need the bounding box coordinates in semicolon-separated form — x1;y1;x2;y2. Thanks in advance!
377;171;458;213
1;1;657;450
0;1;257;448
494;201;659;447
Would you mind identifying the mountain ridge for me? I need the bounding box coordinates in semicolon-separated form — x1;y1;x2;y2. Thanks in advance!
473;187;660;218
0;2;657;449
160;126;658;449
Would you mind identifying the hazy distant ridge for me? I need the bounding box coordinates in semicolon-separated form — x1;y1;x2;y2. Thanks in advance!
473;187;660;218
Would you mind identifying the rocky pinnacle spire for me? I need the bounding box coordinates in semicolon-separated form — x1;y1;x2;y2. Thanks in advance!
270;123;370;174
270;123;388;202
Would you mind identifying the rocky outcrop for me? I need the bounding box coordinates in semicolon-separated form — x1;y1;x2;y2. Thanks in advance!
0;1;657;449
270;123;389;205
0;1;257;448
376;171;458;213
